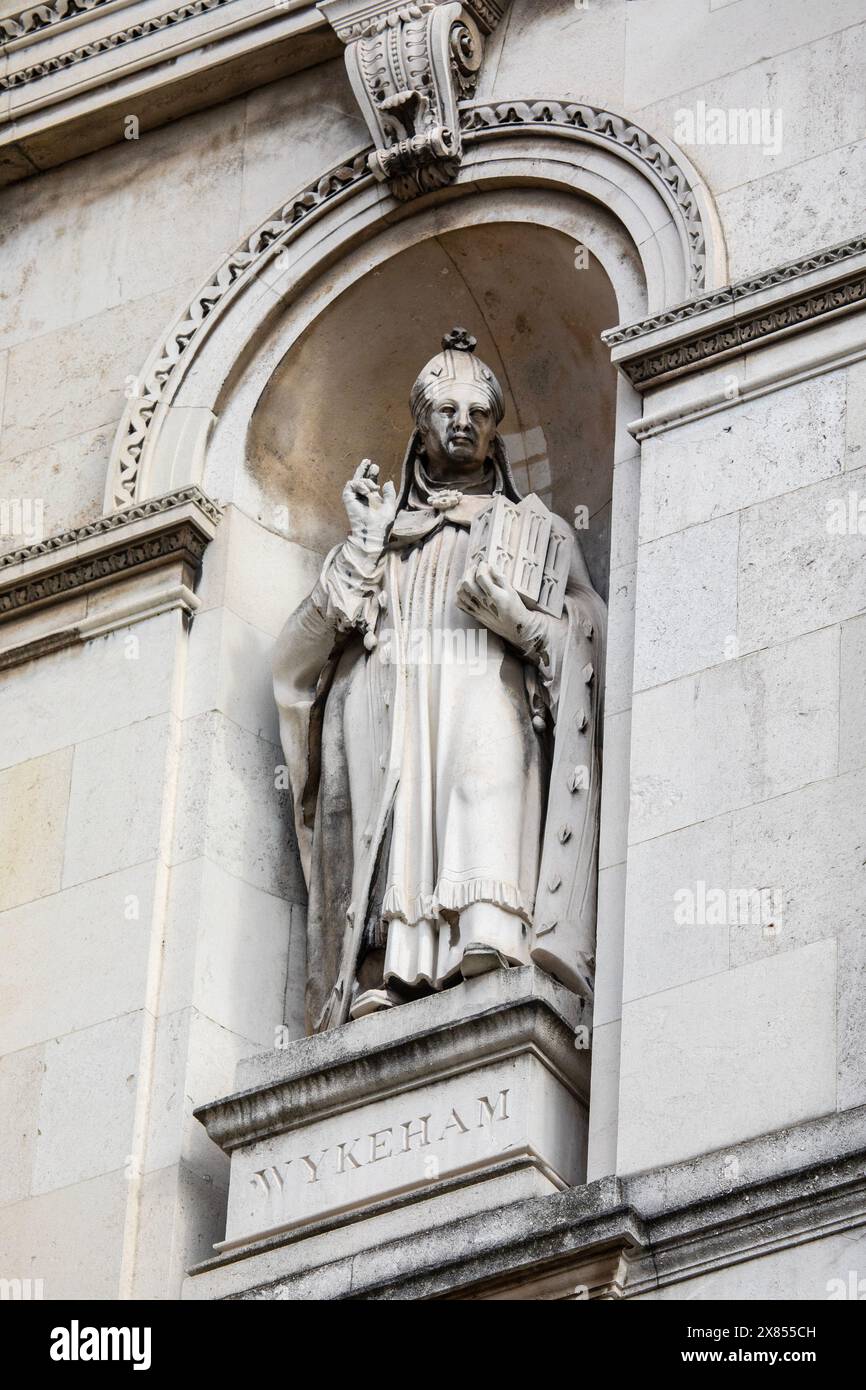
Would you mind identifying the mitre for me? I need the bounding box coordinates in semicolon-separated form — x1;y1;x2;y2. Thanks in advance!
410;327;505;424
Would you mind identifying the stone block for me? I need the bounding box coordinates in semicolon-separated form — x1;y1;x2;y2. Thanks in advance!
61;715;173;888
160;857;292;1045
719;141;866;282
639;372;846;543
0;862;156;1055
31;1011;146;1195
840;613;866;773
604;563;636;716
592;861;627;1028
0;1042;44;1207
617;939;837;1173
172;710;304;901
622;814;732;1003
585;1018;621;1183
634;511;739;689
629;627;838;842
0;1171;127;1299
738;468;866;654
0;747;72;912
0;613;178;771
183;605;281;745
729;770;866;967
599;708;632;868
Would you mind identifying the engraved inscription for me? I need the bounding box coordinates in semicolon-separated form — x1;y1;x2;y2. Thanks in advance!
251;1090;511;1199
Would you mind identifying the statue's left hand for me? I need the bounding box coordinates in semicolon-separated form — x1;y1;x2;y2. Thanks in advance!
456;562;547;662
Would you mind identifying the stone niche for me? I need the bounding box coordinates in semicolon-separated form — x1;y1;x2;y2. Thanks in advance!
186;213;622;1296
243;219;618;599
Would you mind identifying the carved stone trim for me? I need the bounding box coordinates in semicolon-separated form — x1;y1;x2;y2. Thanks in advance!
0;0;236;89
187;1104;866;1299
603;232;866;347
462;99;709;292
0;0;115;42
0;485;222;621
616;265;866;389
107;100;715;509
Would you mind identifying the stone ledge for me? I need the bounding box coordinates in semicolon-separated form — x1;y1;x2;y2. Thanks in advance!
185;1096;866;1299
607;234;866;390
195;966;592;1152
0;0;339;183
0;485;222;665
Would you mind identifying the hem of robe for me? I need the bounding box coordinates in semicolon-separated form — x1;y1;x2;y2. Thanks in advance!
381;877;533;927
382;908;532;990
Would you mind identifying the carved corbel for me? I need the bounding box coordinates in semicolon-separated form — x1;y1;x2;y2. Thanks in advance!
318;0;505;200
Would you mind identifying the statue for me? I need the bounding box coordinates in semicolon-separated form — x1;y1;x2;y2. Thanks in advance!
273;329;606;1032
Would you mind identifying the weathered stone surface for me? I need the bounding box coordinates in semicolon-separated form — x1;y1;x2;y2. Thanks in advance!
729;770;866;967
0;746;72;911
622;815;732;1003
61;715;173;888
738;467;866;654
0;1041;44;1207
629;627;839;843
639;373;846;543
840;613;866;773
634;512;739;689
0;862;156;1055
31;1010;145;1195
171;710;303;903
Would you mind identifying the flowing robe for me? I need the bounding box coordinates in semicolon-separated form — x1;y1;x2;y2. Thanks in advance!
274;473;605;1032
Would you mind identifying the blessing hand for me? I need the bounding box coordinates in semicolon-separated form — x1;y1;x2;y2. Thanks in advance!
342;460;397;551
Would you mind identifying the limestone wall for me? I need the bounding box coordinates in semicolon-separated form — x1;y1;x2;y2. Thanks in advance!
0;0;864;1299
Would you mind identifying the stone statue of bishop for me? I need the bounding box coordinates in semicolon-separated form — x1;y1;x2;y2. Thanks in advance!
274;330;606;1031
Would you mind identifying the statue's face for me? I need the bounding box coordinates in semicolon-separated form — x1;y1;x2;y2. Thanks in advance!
422;382;497;476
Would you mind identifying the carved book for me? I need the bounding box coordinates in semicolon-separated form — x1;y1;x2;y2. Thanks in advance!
466;493;572;618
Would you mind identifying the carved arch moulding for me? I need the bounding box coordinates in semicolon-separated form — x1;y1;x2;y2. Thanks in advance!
105;97;726;511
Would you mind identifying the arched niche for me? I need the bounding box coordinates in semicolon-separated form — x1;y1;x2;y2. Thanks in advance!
105;102;727;513
102;103;726;1179
245;219;618;598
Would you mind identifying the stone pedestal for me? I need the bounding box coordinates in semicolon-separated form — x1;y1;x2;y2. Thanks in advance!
187;967;590;1299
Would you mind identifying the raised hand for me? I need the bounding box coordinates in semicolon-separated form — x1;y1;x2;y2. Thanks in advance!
342;460;397;552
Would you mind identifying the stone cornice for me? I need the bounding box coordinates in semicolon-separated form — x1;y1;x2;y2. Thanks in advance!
354;1144;866;1300
0;485;222;622
0;0;236;90
0;0;122;43
604;233;866;347
0;0;341;185
608;233;866;390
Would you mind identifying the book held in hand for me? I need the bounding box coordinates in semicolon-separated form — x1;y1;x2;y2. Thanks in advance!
466;493;572;619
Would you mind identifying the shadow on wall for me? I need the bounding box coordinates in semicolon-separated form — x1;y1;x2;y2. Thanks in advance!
246;221;618;600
